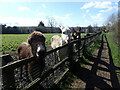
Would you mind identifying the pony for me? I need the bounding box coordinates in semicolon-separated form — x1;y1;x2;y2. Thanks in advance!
17;31;46;80
61;26;71;43
51;26;72;61
71;27;81;40
51;26;71;49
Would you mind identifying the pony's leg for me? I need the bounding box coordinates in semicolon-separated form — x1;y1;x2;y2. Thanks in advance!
28;63;33;81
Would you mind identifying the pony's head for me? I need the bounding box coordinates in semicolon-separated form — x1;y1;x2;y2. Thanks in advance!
72;27;81;40
59;26;71;43
28;31;46;57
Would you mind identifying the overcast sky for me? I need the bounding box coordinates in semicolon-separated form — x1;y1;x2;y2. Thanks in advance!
0;0;119;27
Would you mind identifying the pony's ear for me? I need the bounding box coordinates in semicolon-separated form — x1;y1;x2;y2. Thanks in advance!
59;26;64;30
42;36;46;43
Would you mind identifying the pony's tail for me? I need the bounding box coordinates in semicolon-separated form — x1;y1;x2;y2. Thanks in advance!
17;46;22;59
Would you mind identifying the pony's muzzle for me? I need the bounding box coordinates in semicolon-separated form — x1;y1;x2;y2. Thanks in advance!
36;44;46;57
37;44;45;52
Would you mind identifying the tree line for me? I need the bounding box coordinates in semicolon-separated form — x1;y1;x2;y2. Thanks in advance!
104;12;120;46
1;21;61;34
1;17;103;34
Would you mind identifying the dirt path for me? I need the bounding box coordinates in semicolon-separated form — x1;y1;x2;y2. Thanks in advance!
70;34;120;89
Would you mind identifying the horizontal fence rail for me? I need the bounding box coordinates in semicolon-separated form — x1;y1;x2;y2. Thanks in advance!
0;32;102;89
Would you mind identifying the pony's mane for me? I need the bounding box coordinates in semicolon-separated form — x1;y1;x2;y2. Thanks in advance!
28;31;45;39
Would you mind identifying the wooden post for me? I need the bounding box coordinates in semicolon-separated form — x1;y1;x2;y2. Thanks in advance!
0;56;2;89
77;28;81;59
0;54;14;66
83;38;86;56
68;42;76;72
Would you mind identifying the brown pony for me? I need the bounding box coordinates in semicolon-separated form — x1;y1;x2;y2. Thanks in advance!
18;31;46;80
72;28;81;40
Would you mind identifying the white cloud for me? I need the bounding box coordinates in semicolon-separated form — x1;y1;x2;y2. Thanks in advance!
64;13;72;17
49;14;72;20
81;13;105;26
0;0;15;2
115;2;118;5
0;0;119;3
37;12;45;17
0;16;48;26
41;4;46;8
91;13;104;22
50;15;69;20
99;7;113;12
99;2;118;13
86;9;89;13
81;2;94;9
18;6;30;11
81;1;113;9
94;1;112;9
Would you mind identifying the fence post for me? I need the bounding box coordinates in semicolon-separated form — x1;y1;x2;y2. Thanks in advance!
77;30;81;60
83;38;87;56
0;56;3;90
76;39;81;61
68;42;77;72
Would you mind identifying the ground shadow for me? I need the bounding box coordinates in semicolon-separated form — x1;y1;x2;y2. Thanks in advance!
70;62;112;89
105;35;120;88
70;34;120;89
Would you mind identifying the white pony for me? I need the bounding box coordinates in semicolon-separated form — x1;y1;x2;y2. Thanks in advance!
51;26;71;49
61;26;71;44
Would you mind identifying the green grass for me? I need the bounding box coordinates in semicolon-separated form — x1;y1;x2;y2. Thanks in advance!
83;33;120;67
106;33;120;67
1;33;87;54
1;34;28;52
44;33;60;46
1;33;60;53
80;35;102;67
85;33;102;56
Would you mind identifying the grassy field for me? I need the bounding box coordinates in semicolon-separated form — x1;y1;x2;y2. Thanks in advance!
106;33;120;67
1;33;87;54
1;33;60;53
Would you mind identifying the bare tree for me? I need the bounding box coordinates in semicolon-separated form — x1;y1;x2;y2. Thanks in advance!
58;22;63;28
105;12;119;44
105;13;118;32
118;1;120;55
47;17;57;28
